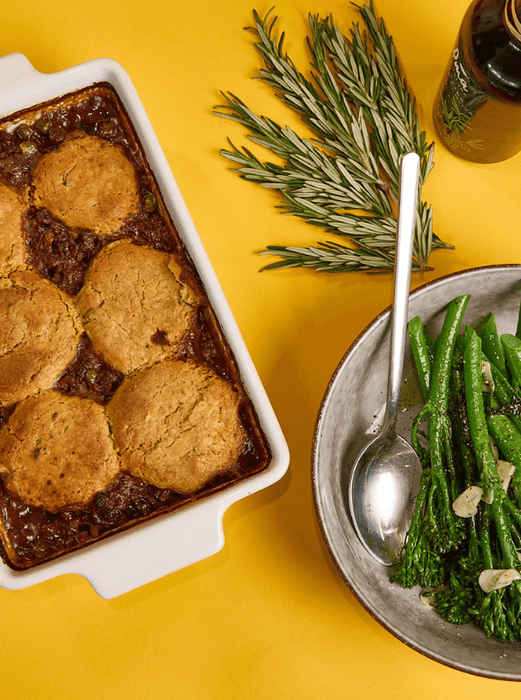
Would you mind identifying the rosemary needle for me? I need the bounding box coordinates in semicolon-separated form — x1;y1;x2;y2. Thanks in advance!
214;1;452;274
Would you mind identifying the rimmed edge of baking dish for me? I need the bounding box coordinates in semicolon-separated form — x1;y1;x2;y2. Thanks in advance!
0;53;289;599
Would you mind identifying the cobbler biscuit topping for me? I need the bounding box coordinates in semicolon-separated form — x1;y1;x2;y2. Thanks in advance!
32;132;140;236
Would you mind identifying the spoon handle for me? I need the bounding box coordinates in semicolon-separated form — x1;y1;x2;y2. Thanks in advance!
386;152;420;428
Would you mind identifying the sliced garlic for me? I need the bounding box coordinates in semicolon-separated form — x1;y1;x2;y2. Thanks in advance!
419;587;445;608
482;361;495;393
481;488;494;504
420;592;434;608
452;485;483;518
478;569;521;593
497;460;516;493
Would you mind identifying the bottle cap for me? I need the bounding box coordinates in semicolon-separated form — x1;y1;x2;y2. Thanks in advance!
504;0;521;42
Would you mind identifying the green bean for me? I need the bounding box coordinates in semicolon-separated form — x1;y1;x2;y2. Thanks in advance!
429;295;471;407
463;332;500;488
516;294;521;339
449;340;478;489
412;296;470;444
407;316;431;401
464;330;519;569
479;312;507;376
487;413;521;467
501;334;521;391
424;333;436;360
487;361;521;435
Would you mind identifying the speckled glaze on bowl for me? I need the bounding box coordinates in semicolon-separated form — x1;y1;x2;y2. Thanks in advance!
312;265;521;680
0;53;289;599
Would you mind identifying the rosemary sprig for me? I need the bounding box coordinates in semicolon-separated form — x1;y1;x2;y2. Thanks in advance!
214;2;452;273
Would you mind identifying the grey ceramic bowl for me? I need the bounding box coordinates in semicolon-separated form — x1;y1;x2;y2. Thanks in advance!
312;265;521;680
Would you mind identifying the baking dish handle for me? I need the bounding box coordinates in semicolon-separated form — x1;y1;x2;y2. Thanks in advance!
75;498;231;599
0;53;41;91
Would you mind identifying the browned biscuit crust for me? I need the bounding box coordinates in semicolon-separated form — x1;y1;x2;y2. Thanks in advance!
0;391;121;512
108;359;244;493
0;183;26;275
31;133;139;236
0;270;81;406
76;241;200;374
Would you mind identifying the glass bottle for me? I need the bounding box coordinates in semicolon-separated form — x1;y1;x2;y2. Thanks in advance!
433;0;521;163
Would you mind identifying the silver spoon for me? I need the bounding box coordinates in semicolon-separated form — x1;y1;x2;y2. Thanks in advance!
348;152;423;566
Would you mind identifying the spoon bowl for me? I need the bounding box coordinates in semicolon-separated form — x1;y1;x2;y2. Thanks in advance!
349;432;422;565
347;152;423;566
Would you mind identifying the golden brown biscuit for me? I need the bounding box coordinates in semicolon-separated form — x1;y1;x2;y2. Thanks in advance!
0;270;81;406
0;391;121;512
108;359;244;493
76;241;200;374
32;133;139;235
0;182;26;275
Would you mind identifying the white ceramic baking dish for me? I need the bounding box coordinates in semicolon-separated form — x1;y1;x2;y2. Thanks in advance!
0;53;289;598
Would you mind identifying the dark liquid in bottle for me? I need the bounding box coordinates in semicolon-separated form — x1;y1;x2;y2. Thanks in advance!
434;0;521;162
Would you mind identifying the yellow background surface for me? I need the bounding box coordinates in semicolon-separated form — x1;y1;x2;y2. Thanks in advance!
1;0;521;697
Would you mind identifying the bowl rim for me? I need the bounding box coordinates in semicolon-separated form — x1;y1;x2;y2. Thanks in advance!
311;263;521;680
